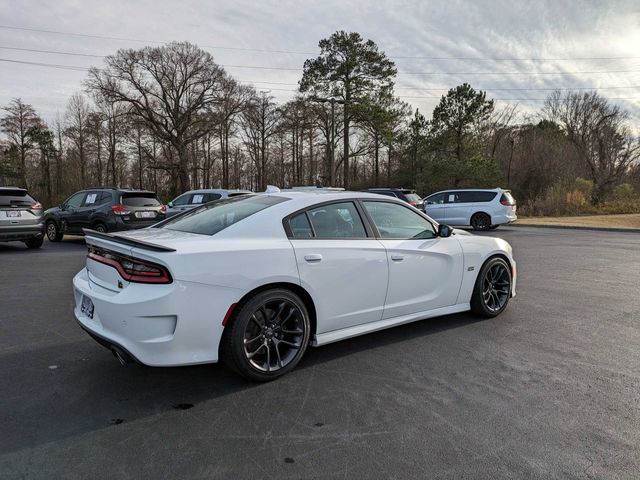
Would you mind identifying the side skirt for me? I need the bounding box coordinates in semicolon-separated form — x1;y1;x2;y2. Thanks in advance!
312;303;470;347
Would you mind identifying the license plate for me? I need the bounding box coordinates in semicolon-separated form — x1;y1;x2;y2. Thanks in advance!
135;211;155;218
81;295;94;319
6;210;21;218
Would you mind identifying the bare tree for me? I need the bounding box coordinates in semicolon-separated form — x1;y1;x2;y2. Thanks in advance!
64;93;91;187
241;92;280;191
86;42;225;193
0;98;42;187
545;90;640;204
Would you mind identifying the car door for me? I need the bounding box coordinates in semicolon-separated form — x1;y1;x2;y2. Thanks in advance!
362;200;464;319
424;192;446;221
61;192;87;233
443;191;474;226
287;201;389;334
76;191;101;231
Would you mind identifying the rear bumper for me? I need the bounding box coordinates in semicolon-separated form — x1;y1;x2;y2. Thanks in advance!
72;267;242;366
492;213;517;225
0;223;44;241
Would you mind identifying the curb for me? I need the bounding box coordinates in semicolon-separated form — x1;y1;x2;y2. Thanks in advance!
511;223;640;233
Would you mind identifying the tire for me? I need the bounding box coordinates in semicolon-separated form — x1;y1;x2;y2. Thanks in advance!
221;288;311;382
46;221;63;242
471;257;512;318
470;212;491;231
24;236;44;249
93;222;108;233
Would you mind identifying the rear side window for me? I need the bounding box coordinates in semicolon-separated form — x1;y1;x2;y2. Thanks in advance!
305;202;367;238
289;213;313;238
0;189;35;206
83;191;110;206
203;193;222;203
474;191;498;202
121;192;161;207
370;191;398;198
162;195;287;236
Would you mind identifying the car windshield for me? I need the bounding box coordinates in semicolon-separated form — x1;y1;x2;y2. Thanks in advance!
121;192;162;207
161;194;288;235
0;189;35;206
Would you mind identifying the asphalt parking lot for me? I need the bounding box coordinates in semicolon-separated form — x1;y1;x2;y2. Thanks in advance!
1;227;639;479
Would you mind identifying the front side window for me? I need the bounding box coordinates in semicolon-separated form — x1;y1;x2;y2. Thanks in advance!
426;193;445;205
65;192;85;209
162;195;287;236
203;193;222;203
306;202;367;238
172;193;191;206
363;201;436;239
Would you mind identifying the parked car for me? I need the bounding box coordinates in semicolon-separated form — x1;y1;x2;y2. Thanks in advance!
424;188;517;231
73;191;516;381
0;187;44;248
44;188;166;241
166;189;252;217
367;188;424;210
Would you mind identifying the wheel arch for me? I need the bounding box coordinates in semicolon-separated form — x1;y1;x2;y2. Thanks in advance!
470;210;492;223
227;281;318;338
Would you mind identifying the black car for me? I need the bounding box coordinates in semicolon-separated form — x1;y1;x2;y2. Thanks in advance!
366;188;425;210
43;188;166;241
0;187;45;248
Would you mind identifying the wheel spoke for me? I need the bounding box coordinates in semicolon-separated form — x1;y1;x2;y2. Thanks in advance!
281;328;304;335
244;334;262;345
278;339;301;348
246;342;266;359
250;314;264;328
274;342;283;368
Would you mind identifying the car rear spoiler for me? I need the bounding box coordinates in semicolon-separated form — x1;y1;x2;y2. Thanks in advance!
82;228;176;252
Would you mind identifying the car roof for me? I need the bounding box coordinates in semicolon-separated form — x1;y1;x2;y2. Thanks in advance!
180;188;253;195
426;188;506;196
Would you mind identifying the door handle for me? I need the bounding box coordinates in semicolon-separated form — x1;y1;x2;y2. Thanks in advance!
391;254;405;262
304;254;323;263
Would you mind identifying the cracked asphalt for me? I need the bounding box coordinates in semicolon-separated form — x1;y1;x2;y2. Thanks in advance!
1;227;639;479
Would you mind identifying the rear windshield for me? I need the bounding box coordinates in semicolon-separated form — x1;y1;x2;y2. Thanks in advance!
121;192;161;207
161;195;288;236
404;193;422;203
0;189;36;206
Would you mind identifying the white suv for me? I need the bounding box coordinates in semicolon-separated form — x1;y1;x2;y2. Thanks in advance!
423;188;517;231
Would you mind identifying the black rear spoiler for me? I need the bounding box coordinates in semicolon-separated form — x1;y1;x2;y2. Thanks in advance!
82;228;176;252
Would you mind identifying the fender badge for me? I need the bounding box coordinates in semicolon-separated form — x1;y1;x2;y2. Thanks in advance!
118;280;124;289
467;266;475;271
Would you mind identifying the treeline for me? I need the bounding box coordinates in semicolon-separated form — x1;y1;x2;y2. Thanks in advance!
1;31;639;214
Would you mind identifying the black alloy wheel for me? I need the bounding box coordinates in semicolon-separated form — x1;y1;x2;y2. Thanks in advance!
471;257;512;317
222;289;310;381
471;212;491;231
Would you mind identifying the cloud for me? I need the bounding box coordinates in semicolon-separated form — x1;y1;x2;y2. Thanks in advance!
0;0;638;128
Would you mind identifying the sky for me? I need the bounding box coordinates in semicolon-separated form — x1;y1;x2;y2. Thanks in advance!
0;0;639;129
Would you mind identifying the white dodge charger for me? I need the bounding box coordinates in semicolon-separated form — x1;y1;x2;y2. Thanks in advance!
73;191;516;381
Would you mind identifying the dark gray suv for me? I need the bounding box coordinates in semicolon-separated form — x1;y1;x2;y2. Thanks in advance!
43;188;166;241
0;187;45;248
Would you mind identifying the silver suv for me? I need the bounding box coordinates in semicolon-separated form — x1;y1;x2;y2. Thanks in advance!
166;189;252;217
0;187;45;248
424;188;517;230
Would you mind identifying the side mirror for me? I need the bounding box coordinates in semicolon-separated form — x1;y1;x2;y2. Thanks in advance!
168;201;174;207
437;224;453;238
59;204;65;210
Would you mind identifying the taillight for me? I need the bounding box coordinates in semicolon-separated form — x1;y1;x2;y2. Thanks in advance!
111;205;130;215
30;202;43;213
87;246;172;284
409;201;418;206
500;200;515;206
160;205;167;215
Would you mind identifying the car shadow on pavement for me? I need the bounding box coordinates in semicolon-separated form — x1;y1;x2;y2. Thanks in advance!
0;311;481;455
